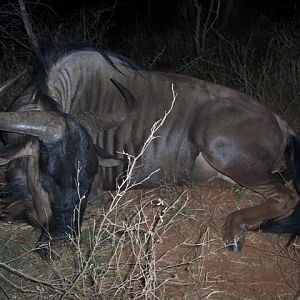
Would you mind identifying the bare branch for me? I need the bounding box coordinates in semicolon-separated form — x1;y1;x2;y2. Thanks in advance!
0;26;30;50
18;0;44;64
0;272;41;295
0;261;63;292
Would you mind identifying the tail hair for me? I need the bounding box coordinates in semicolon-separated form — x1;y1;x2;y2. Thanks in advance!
260;135;300;236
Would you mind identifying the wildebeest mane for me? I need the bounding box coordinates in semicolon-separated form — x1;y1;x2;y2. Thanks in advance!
41;46;147;75
104;50;147;71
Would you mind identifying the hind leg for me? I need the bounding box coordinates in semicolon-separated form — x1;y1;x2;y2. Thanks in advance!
191;105;300;250
222;178;299;251
200;143;300;251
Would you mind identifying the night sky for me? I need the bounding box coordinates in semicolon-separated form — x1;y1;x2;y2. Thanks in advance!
49;0;299;19
26;0;300;31
16;0;294;52
1;0;300;63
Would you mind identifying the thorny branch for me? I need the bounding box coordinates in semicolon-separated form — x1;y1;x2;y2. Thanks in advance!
0;261;64;292
0;272;42;295
58;84;178;299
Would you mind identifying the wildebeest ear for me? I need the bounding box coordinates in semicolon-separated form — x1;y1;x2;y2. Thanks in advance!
94;144;122;167
0;139;34;165
97;157;122;167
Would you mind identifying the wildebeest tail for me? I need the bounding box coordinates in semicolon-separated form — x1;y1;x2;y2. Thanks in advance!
260;135;300;235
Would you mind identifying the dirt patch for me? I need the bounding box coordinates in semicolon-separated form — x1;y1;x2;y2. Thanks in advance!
82;183;300;299
145;184;300;299
0;182;299;299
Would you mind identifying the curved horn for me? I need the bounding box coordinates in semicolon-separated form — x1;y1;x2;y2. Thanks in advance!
77;79;137;130
0;69;27;93
0;111;65;143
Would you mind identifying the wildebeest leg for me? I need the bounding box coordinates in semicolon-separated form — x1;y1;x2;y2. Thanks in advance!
27;154;52;228
35;230;59;260
26;140;53;257
192;108;300;250
87;170;104;202
201;146;300;250
222;178;299;251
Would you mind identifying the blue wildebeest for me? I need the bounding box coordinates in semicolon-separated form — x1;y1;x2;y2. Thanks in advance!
0;48;299;257
0;53;137;257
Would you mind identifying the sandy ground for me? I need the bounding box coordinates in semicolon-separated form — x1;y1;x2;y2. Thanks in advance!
0;181;299;299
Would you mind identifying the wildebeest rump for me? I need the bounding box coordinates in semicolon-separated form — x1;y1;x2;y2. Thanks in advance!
0;47;299;256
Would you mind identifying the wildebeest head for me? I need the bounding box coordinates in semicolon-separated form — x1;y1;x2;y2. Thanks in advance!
0;75;135;258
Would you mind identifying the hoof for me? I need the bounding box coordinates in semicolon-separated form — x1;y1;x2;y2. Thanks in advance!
225;235;245;252
36;247;60;260
35;242;60;260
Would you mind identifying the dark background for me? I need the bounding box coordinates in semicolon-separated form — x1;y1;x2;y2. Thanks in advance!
49;0;299;23
45;0;300;34
1;0;299;54
1;0;300;115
